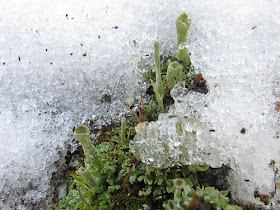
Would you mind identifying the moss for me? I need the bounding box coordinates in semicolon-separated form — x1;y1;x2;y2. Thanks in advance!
57;122;242;209
163;179;242;210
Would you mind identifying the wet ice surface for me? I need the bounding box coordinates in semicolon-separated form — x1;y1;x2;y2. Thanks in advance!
130;83;215;168
0;0;279;209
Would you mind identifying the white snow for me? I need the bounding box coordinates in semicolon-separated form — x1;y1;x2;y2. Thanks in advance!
0;0;279;208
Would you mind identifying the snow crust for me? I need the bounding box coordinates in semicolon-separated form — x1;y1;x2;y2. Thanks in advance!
0;0;279;208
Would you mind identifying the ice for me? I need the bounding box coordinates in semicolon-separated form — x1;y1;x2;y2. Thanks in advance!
0;0;279;209
130;111;215;168
178;42;188;50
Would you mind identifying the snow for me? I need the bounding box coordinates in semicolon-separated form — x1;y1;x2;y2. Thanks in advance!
0;0;279;208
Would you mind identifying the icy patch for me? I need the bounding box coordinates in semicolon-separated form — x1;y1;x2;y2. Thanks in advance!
178;42;188;50
130;114;209;168
130;82;218;168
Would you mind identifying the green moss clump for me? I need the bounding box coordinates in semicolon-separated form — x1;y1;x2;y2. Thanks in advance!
57;123;241;209
163;179;242;210
57;123;203;209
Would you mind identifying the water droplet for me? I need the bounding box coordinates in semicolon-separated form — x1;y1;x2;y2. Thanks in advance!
179;42;188;50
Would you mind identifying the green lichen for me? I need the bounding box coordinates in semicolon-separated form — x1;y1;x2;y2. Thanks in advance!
120;117;128;146
166;61;183;90
176;12;191;66
151;41;164;112
163;179;242;210
74;125;103;173
144;13;194;119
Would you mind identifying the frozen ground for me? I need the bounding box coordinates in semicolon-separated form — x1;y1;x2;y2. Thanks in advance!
0;0;279;209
